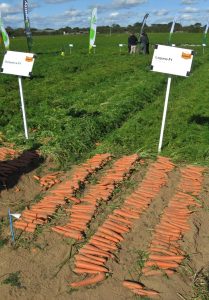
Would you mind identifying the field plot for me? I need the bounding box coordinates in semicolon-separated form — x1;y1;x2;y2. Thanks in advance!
0;33;208;165
0;33;209;299
0;149;209;300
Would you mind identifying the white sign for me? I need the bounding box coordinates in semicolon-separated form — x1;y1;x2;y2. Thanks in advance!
151;45;194;77
69;44;74;47
1;51;35;77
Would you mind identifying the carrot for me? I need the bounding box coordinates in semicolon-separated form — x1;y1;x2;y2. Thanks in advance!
132;288;160;297
14;224;27;230
150;247;180;256
70;272;106;287
102;223;127;235
79;248;109;258
95;233;119;243
75;261;108;273
149;255;184;262
89;240;117;251
73;268;100;274
122;281;143;290
108;215;133;226
145;260;179;269
98;227;123;241
104;221;130;233
80;254;106;264
75;255;105;266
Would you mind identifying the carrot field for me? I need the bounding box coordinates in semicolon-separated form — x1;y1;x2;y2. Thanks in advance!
0;33;209;300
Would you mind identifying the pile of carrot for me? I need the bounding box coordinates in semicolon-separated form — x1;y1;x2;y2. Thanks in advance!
70;156;174;288
0;147;17;161
141;165;204;277
0;150;39;186
14;154;111;234
52;154;139;240
33;172;63;190
123;165;205;298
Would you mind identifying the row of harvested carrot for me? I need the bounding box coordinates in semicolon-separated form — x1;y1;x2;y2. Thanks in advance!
0;150;40;185
14;154;111;234
126;165;205;298
33;172;63;190
52;154;139;240
69;156;175;289
0;147;17;161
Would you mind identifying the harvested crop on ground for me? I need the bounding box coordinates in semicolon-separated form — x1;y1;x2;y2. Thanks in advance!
14;153;111;233
70;156;174;286
53;154;139;239
123;165;205;298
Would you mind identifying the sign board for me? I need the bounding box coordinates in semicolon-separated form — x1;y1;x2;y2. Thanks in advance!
1;51;35;77
151;45;194;77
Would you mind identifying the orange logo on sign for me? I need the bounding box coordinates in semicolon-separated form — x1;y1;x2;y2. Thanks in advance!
25;56;33;62
181;52;192;59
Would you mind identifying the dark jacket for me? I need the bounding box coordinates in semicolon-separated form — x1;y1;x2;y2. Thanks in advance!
140;33;149;45
128;34;138;46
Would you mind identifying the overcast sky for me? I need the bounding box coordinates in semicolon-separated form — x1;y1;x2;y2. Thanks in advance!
0;0;209;29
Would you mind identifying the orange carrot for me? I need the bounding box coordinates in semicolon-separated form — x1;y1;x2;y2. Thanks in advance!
122;281;143;290
81;254;106;263
149;254;184;262
75;255;105;266
132;288;159;297
73;268;100;274
75;261;108;273
79;248;111;258
70;272;106;287
145;260;179;269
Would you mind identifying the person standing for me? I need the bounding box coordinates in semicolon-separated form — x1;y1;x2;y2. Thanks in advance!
139;31;149;54
128;33;138;54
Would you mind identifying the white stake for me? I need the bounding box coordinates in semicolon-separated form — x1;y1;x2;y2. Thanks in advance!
18;76;29;139
158;76;172;153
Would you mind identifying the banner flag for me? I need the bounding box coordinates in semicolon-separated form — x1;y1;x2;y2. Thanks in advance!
140;13;149;35
169;17;177;45
0;12;10;50
203;22;209;45
23;0;33;52
89;8;97;53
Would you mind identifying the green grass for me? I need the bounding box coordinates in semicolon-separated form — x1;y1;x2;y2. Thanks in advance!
0;33;208;166
2;271;22;288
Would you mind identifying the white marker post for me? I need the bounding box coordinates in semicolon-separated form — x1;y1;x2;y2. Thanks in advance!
69;44;74;54
1;51;35;140
119;44;125;54
158;76;172;153
92;44;96;54
18;76;28;139
151;45;194;153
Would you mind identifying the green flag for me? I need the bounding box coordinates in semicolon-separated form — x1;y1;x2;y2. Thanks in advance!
0;12;10;50
89;8;97;53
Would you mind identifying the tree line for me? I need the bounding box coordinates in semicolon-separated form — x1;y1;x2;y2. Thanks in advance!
6;22;206;37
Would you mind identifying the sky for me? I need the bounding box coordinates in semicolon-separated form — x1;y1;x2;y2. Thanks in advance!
0;0;209;29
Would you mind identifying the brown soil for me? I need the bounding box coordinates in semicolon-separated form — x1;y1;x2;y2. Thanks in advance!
0;157;209;300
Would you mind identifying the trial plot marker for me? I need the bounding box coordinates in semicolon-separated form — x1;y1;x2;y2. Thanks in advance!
1;51;36;140
151;45;194;153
